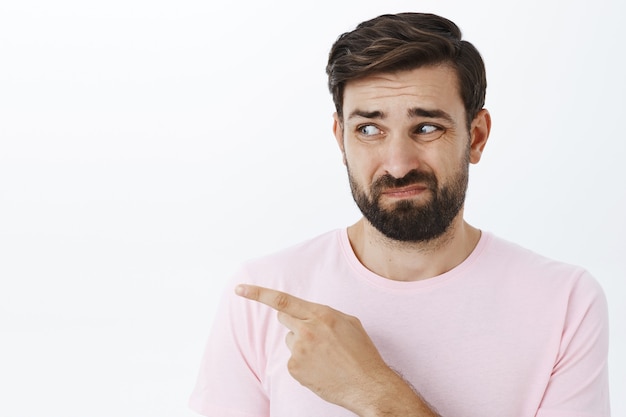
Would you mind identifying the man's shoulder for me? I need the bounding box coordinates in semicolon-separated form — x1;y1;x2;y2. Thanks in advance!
485;232;579;267
482;231;597;288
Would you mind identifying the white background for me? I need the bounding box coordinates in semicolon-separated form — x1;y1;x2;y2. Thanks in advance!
0;0;624;416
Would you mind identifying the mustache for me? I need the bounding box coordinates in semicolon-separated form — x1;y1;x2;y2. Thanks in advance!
371;170;438;196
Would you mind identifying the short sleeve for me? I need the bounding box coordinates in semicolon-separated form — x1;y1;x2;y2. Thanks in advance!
189;270;271;417
536;270;611;417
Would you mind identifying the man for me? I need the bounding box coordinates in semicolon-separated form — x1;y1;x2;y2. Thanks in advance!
189;12;610;417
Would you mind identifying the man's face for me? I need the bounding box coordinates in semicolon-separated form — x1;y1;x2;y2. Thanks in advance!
334;65;484;243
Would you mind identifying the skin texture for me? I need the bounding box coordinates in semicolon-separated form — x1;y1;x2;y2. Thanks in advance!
237;65;491;416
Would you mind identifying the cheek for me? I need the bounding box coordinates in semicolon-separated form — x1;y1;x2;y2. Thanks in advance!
345;152;378;184
435;150;467;181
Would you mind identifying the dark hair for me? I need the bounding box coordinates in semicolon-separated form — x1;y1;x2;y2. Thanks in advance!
326;13;486;128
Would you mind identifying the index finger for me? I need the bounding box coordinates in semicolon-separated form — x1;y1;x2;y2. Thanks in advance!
235;284;313;319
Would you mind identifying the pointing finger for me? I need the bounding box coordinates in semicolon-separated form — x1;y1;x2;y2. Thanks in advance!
235;284;312;319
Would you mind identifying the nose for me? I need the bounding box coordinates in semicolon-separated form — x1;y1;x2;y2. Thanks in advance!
382;134;421;179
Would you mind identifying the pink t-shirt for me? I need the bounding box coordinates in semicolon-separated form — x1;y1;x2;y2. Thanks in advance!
189;230;610;417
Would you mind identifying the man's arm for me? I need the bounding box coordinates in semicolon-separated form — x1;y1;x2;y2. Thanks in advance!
235;284;441;417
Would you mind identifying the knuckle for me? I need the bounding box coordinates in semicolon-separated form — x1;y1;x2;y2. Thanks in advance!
291;341;309;359
322;313;338;327
273;293;290;310
347;314;362;326
314;306;338;326
300;326;315;342
287;357;299;376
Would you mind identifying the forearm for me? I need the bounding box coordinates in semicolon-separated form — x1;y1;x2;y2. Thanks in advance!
352;367;441;417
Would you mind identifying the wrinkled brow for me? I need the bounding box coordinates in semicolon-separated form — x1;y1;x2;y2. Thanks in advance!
347;107;455;124
407;107;454;123
347;109;385;120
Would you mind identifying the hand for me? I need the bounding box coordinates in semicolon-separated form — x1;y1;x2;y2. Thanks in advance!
235;284;394;413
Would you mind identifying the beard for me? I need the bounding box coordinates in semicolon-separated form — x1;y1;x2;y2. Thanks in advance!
347;154;470;243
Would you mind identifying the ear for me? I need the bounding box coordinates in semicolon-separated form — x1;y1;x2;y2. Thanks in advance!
468;108;491;164
332;112;347;165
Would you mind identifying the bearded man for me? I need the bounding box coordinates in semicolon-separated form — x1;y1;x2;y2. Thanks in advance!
189;12;610;417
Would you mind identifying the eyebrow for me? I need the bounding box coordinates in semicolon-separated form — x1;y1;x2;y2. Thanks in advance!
347;109;386;120
407;107;454;124
346;107;455;124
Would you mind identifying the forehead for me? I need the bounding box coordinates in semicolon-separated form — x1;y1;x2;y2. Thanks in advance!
341;65;463;118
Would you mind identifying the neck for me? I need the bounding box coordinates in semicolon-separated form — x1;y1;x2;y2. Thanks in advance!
347;211;481;282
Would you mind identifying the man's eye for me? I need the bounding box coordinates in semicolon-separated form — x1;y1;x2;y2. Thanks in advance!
417;124;440;134
359;125;381;136
415;124;444;141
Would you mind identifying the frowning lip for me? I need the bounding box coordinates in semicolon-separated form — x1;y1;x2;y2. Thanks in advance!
380;184;428;198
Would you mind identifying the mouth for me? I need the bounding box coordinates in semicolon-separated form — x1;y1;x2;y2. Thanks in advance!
380;184;429;199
